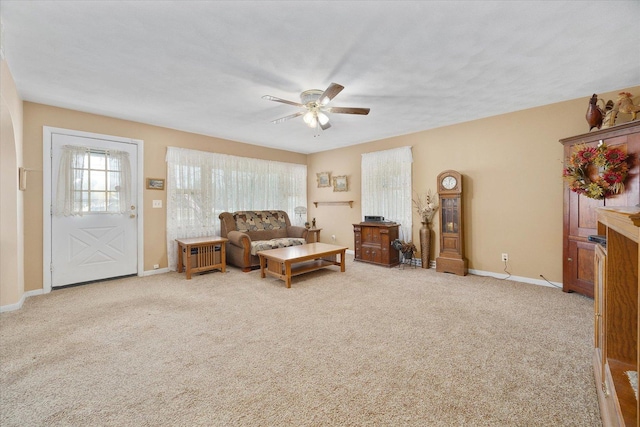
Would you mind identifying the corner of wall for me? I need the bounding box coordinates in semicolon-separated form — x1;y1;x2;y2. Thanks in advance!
0;58;25;308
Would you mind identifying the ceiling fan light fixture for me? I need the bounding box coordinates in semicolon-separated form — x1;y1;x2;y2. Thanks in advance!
263;83;369;131
308;114;318;128
317;112;329;125
303;111;314;124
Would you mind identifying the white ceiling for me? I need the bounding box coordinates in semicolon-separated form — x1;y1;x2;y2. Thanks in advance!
2;1;639;154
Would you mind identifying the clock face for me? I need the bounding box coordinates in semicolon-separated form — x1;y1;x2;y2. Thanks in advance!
442;175;457;190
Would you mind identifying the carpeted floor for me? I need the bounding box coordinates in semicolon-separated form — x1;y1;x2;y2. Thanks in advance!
0;256;601;426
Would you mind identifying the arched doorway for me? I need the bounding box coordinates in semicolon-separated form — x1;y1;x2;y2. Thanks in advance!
0;97;21;307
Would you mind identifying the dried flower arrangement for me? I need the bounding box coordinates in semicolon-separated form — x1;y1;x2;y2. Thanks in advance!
412;189;439;223
391;239;416;258
563;142;629;200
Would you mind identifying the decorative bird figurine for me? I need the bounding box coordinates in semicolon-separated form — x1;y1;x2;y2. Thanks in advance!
615;92;640;121
601;99;616;129
585;94;604;130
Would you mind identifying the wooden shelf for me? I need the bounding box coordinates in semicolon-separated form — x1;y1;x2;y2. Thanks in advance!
594;207;639;427
609;359;637;427
291;259;335;276
313;201;353;208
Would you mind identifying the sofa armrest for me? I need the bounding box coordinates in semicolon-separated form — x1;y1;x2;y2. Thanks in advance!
287;225;308;239
227;230;251;249
218;212;236;237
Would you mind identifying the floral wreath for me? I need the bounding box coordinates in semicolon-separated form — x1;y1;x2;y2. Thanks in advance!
563;142;629;200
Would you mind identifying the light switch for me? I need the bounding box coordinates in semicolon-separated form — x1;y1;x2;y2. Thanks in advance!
152;200;162;208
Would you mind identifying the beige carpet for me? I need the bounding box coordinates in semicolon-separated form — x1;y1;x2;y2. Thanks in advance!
1;256;601;426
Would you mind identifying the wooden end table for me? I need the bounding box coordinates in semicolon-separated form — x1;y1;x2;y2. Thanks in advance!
306;228;322;243
176;236;228;279
258;243;347;288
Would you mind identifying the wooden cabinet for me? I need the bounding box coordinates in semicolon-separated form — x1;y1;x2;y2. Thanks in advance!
593;207;639;427
176;236;228;280
353;222;400;267
561;122;640;297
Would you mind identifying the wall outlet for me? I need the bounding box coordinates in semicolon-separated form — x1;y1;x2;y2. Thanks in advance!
152;200;162;208
331;234;336;242
501;253;509;262
153;264;159;269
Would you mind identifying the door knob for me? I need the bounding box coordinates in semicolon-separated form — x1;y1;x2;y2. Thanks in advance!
130;214;136;218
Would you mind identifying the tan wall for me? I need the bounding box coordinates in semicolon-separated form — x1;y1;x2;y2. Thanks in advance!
22;102;307;291
0;59;24;307
20;86;640;294
308;86;640;282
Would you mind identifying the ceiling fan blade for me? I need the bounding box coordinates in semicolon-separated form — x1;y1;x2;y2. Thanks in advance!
271;111;304;124
262;95;303;108
326;106;370;115
318;83;344;105
319;120;332;131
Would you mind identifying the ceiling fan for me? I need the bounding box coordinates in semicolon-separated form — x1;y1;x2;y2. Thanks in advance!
262;83;370;132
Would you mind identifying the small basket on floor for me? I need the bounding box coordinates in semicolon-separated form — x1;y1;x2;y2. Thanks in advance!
392;239;417;269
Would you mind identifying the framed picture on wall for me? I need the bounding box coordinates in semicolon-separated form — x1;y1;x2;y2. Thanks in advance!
317;171;331;188
332;175;348;192
146;178;165;190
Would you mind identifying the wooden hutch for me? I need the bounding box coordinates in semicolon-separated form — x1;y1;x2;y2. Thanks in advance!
560;122;640;297
353;222;400;268
593;207;639;427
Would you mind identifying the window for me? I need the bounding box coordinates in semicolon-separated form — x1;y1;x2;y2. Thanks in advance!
166;147;307;270
54;145;132;216
361;146;413;241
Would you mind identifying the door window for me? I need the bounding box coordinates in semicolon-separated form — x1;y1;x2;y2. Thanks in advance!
55;145;132;216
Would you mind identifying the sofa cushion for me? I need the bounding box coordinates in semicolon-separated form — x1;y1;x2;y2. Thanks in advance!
250;238;307;255
234;211;287;232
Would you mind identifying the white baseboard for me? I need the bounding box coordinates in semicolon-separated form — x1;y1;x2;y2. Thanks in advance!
406;257;562;289
0;289;44;313
143;267;171;276
468;268;563;289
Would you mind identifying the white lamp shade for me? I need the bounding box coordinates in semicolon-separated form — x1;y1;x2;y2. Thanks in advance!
303;111;313;124
317;112;329;125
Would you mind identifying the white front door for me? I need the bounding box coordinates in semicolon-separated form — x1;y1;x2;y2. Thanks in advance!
50;133;139;288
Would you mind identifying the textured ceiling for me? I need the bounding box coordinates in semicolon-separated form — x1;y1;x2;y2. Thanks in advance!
1;1;639;154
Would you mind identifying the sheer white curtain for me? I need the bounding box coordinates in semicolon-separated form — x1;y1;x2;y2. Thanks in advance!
166;147;307;270
361;146;413;241
54;145;132;216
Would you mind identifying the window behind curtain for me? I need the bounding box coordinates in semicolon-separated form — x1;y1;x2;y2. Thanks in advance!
54;145;132;216
361;146;413;241
165;147;307;270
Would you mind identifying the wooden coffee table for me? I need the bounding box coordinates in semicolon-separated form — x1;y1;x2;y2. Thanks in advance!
258;243;348;288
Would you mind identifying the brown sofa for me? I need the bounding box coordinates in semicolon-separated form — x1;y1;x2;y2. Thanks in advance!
219;210;308;271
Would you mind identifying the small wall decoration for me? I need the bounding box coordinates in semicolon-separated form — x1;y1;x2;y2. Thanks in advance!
316;171;331;188
563;142;629;200
146;178;165;190
332;175;348;192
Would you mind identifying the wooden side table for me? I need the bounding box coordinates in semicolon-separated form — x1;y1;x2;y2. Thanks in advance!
306;228;322;243
176;236;228;279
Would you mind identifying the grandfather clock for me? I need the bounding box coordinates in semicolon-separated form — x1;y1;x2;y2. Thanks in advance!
435;170;467;276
